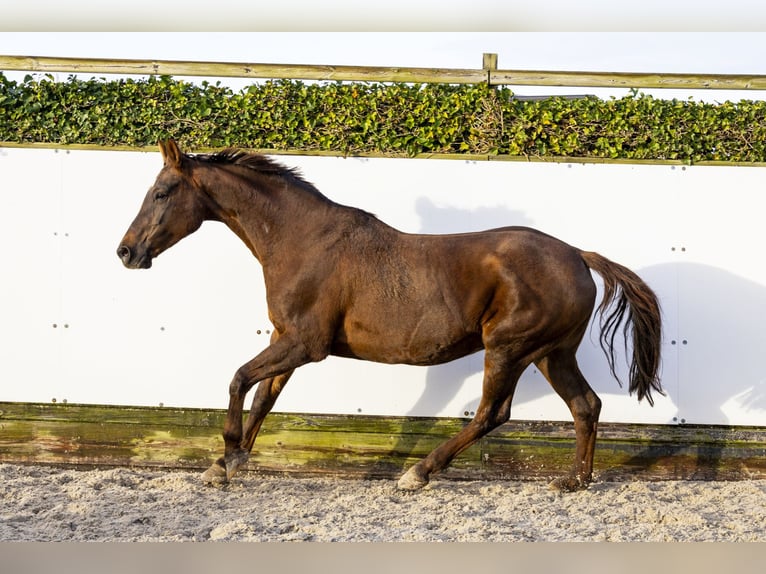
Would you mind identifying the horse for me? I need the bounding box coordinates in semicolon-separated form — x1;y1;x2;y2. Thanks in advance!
117;140;662;492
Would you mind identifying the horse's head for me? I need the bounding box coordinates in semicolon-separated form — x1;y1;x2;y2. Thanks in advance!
117;140;213;269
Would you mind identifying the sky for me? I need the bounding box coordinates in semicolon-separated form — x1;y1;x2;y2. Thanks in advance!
2;32;766;103
2;32;766;74
2;1;766;32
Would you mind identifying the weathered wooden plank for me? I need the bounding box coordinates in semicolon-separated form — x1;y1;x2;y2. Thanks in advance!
1;402;765;482
0;55;486;84
488;69;766;91
5;142;766;169
3;54;766;91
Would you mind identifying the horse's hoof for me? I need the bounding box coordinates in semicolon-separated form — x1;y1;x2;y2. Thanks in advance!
225;449;250;481
201;463;228;485
397;466;429;491
548;475;590;493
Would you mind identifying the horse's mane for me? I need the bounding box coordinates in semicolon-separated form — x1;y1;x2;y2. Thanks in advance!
192;147;380;221
193;148;319;193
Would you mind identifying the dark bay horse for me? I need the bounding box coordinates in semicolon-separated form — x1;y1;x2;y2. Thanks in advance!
117;140;662;492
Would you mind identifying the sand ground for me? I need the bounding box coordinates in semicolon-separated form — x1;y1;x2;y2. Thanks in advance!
2;463;765;542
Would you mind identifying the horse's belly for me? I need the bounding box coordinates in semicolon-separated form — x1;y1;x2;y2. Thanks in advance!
333;267;488;365
331;324;483;366
401;334;484;366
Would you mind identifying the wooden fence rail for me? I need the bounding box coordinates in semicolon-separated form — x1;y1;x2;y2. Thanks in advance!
3;402;766;481
3;53;766;90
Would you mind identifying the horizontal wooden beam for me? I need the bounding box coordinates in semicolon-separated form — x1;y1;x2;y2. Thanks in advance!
3;54;766;90
489;69;766;90
2;402;765;482
0;55;485;84
3;141;766;169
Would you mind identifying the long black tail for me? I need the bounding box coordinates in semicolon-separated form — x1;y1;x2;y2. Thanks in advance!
580;251;663;406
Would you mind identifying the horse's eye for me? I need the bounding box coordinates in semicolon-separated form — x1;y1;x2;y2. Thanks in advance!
154;191;169;202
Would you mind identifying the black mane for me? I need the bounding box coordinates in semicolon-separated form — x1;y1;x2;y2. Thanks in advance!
193;148;317;191
192;147;379;221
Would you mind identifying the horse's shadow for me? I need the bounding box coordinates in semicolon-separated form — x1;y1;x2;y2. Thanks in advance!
366;198;766;481
596;262;766;480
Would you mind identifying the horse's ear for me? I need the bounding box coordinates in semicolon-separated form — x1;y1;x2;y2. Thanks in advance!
159;140;184;169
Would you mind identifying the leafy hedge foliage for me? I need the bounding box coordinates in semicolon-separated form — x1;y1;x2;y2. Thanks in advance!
2;72;766;162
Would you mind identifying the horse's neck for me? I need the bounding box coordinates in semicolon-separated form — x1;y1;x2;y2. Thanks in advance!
202;169;338;261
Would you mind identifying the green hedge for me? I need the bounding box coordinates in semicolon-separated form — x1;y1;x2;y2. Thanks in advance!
2;72;766;162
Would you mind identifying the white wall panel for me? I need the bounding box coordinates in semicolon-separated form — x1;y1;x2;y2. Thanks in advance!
1;148;764;427
0;149;63;401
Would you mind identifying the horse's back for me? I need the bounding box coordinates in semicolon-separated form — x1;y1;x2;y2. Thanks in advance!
427;226;597;331
410;226;593;294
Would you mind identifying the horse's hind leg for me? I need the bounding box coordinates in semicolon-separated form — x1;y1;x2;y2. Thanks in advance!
201;370;293;485
535;348;602;492
398;350;526;491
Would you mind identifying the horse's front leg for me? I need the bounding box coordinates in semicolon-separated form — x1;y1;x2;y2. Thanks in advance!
201;334;317;485
201;371;294;485
241;370;295;453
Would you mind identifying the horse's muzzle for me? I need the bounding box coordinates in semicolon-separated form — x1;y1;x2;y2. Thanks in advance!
117;244;152;269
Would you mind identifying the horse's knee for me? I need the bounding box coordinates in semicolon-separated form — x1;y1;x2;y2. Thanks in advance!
229;368;252;398
228;377;240;397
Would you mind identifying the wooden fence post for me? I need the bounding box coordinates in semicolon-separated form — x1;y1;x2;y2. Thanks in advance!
483;52;498;86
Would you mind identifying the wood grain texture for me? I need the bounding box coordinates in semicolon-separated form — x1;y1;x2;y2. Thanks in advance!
3;54;766;90
2;402;764;482
0;55;485;84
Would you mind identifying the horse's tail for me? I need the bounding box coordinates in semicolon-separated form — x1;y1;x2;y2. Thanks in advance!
580;251;663;406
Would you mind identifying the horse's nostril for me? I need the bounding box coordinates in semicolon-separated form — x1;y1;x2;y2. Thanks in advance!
117;245;131;264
